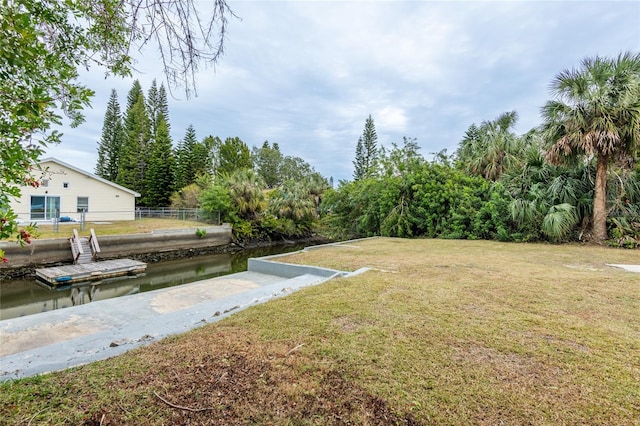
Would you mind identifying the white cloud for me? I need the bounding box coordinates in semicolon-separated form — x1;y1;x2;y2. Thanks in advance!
376;106;407;132
44;0;640;183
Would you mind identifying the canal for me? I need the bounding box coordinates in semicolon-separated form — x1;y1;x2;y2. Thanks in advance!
0;244;306;321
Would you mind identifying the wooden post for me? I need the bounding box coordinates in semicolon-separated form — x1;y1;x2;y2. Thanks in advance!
71;229;83;264
89;228;101;261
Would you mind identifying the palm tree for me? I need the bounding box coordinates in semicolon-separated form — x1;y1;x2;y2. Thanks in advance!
269;183;316;222
504;133;595;242
223;169;266;220
542;52;640;242
457;111;523;181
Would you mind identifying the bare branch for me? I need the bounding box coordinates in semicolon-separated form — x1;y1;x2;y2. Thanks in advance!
128;0;238;98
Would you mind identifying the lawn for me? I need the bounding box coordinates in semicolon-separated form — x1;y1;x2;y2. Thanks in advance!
9;218;212;240
1;238;638;425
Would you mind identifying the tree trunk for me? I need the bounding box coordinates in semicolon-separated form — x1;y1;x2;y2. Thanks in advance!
592;155;609;242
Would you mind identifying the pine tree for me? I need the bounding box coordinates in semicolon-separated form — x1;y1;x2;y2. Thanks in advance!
175;124;199;190
96;89;124;181
142;79;176;206
144;117;176;206
362;114;378;175
158;84;170;129
353;115;378;180
146;79;160;137
353;136;365;180
146;80;171;137
117;80;151;202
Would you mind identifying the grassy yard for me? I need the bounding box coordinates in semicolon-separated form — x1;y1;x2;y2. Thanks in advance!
9;218;212;240
1;238;639;425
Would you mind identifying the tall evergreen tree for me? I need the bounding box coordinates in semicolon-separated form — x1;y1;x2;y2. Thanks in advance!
117;80;151;202
191;139;210;178
353;136;365;180
142;79;176;205
144;117;176;206
174;125;211;189
175;124;198;190
363;114;378;170
95;89;124;181
157;84;170;128
146;80;171;137
217;136;252;176
146;79;160;137
353;115;378;180
125;79;144;111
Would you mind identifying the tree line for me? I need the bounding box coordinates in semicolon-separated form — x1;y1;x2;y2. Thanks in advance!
95;80;326;206
324;53;640;247
2;2;638;257
94;80;329;240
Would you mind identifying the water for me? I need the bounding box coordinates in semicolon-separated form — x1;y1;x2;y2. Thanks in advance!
0;244;305;321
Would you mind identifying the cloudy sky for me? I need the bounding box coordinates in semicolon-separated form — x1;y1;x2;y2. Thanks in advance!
46;0;640;183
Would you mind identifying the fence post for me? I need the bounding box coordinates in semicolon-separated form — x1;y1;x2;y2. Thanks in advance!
53;209;59;233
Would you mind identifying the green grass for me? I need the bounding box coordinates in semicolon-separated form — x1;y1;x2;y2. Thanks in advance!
1;238;639;424
10;218;212;240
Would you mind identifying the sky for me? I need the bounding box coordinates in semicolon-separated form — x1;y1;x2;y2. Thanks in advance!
46;0;640;183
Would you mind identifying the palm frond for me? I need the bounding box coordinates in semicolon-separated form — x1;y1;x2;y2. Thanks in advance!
542;203;579;241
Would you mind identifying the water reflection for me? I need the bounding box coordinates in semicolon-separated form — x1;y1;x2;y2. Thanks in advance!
0;244;305;320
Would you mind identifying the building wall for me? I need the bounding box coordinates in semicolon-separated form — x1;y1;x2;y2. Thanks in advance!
9;160;138;222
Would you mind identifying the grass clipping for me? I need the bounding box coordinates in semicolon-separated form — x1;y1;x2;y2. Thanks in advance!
2;238;639;425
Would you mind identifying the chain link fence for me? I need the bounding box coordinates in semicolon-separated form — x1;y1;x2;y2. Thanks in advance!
135;208;220;224
13;208;221;234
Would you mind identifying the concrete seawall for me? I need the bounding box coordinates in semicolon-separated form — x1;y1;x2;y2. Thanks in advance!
0;243;353;380
0;224;233;268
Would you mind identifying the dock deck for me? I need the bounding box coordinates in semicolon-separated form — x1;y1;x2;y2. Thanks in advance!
36;259;147;286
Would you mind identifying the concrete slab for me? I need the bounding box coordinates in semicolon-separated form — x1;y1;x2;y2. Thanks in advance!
0;259;348;381
607;264;640;273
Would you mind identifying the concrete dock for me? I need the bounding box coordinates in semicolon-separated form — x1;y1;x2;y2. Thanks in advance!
0;255;349;381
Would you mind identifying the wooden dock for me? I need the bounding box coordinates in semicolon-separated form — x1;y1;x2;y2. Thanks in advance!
36;259;147;286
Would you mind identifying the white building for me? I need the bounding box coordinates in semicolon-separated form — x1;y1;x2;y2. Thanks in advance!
9;158;140;222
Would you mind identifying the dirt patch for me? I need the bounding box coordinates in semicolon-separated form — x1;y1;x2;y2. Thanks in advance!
76;325;419;425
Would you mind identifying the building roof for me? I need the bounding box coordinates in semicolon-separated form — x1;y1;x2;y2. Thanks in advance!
38;157;141;197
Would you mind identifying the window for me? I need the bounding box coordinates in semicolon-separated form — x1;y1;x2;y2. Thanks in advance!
63;182;69;189
30;196;60;220
77;197;89;213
